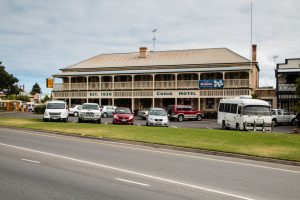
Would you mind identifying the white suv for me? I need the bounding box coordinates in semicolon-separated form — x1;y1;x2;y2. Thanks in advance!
43;101;68;122
78;103;101;123
100;105;117;118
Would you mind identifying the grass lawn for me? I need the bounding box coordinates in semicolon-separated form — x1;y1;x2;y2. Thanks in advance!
1;117;300;162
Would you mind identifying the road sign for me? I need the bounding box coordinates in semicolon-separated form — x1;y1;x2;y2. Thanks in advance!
46;78;53;88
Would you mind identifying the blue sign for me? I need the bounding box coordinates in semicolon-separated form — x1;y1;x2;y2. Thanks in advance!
199;80;224;89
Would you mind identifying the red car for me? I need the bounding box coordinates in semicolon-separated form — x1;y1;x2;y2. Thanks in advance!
112;107;134;125
167;105;204;122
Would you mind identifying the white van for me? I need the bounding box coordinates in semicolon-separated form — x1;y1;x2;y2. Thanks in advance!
43;101;69;122
217;96;272;131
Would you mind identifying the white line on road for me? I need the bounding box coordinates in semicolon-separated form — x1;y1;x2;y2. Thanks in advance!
115;178;150;187
1;127;300;175
21;158;41;164
0;142;254;200
137;124;141;126
172;126;178;128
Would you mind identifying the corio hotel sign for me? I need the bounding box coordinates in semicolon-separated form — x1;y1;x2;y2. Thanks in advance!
154;91;199;98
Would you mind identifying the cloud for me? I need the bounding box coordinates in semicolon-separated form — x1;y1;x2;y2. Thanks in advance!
0;0;299;94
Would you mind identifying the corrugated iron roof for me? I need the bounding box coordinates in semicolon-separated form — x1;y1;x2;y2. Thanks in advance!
62;48;250;71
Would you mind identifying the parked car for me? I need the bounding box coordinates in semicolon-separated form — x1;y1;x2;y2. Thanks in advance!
43;101;68;122
26;102;36;112
112;107;134;125
146;108;169;127
68;105;82;117
137;108;149;119
167;105;204;122
78;103;101;123
101;105;117;118
271;109;296;126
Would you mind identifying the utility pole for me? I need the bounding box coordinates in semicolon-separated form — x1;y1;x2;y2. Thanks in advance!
152;29;157;51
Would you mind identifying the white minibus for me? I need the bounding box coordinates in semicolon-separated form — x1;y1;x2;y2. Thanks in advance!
217;96;272;131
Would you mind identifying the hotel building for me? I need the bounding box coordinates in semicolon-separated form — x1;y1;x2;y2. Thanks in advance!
52;45;259;112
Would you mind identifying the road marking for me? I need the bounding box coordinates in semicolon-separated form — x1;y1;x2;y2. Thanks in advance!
21;158;41;164
137;124;141;126
1;127;300;174
105;122;107;125
0;142;254;200
72;121;77;123
115;178;150;187
172;126;178;128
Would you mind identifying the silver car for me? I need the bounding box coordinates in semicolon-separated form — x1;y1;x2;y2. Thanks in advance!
146;108;169;127
78;103;101;123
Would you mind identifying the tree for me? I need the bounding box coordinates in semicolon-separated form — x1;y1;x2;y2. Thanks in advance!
41;95;51;103
16;95;30;102
0;62;21;95
31;82;41;95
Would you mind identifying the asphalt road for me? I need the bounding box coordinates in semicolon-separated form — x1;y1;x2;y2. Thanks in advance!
0;111;296;133
1;127;300;200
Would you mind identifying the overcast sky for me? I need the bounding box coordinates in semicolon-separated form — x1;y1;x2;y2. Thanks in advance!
1;0;299;95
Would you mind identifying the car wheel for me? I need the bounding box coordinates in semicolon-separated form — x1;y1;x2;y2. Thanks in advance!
222;120;226;130
74;112;78;117
103;113;108;118
291;119;296;126
196;114;202;121
272;119;278;127
43;118;47;122
178;115;184;122
236;123;240;131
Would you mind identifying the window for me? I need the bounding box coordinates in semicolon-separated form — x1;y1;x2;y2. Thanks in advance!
176;106;182;111
219;103;224;112
231;104;237;113
277;110;282;115
238;106;242;114
225;104;230;113
182;106;192;111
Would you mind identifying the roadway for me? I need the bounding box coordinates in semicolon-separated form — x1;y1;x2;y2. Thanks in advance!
0;127;300;200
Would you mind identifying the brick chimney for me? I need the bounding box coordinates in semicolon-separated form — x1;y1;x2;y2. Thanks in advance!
252;44;257;62
139;47;149;58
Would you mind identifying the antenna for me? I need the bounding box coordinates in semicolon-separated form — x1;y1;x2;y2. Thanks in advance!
152;29;157;51
273;55;278;70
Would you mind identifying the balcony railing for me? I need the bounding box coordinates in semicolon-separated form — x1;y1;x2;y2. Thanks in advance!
278;84;296;92
155;81;175;89
177;80;198;88
53;79;250;91
224;79;249;88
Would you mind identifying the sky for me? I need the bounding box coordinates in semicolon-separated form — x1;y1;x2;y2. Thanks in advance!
0;0;299;96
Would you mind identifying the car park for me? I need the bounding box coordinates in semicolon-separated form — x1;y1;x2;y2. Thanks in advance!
167;105;203;122
43;101;69;122
101;105;117;118
68;105;82;117
137;108;149;119
112;107;134;125
146;108;169;127
271;109;296;126
78;103;101;123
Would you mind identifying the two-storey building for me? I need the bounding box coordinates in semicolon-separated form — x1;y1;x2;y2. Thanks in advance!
275;58;300;113
52;45;259;112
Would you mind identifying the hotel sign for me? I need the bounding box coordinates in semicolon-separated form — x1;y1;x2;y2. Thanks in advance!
87;91;113;98
199;80;224;89
153;91;199;98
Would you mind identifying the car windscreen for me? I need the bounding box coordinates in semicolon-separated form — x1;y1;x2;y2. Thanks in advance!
47;103;65;109
115;108;131;114
149;110;167;116
242;105;270;116
82;104;99;110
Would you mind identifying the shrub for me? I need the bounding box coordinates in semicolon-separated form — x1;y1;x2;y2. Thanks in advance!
34;104;46;114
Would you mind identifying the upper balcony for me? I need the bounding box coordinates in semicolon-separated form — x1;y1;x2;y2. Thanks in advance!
53;72;250;91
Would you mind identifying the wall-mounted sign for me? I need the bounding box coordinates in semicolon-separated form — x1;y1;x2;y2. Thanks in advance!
87;91;113;98
199;80;224;89
153;91;199;98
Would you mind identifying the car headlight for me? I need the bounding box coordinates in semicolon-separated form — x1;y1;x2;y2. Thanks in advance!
114;115;118;119
149;118;154;121
95;113;100;117
79;113;84;117
129;115;133;120
44;111;49;117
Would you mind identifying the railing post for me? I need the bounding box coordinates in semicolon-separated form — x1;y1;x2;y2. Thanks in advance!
68;76;71;91
99;76;101;91
86;76;89;91
112;75;115;90
175;73;177;89
152;74;155;90
132;75;134;90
